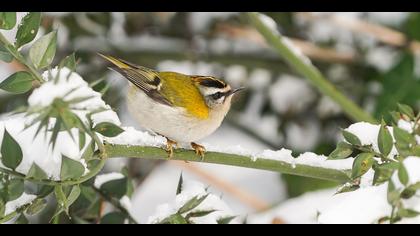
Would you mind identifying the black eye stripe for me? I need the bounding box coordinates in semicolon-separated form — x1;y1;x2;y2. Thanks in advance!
211;92;223;100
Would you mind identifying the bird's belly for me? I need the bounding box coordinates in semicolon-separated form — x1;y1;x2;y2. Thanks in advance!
127;89;225;143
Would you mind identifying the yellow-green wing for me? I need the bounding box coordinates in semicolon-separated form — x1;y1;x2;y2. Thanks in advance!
99;54;172;106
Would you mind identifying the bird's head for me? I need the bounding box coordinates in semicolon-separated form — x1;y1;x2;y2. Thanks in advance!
192;76;244;110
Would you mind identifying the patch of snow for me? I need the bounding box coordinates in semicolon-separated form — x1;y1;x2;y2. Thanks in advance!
255;148;353;171
119;195;132;210
366;46;399;72
248;68;271;91
317;96;342;118
94;172;125;189
398;119;414;133
269;75;316;114
0;114;89;180
0;67;122;180
367;12;409;26
248;188;336;224
189;12;238;33
104;126;166;148
5;193;37;215
286;120;321;151
147;180;236;224
224;65;247;88
318;184;390;224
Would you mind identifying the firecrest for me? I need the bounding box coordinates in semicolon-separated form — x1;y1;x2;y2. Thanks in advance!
99;54;244;159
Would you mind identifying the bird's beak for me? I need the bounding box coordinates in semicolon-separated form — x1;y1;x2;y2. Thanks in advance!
228;87;245;96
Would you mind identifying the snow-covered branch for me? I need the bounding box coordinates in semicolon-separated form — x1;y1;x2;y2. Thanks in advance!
103;130;352;183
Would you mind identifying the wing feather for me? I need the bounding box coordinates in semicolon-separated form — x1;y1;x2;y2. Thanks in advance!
99;54;172;106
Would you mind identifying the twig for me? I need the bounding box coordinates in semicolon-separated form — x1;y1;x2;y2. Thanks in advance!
171;161;270;211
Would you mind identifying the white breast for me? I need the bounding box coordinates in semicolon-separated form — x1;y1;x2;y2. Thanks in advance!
126;85;230;143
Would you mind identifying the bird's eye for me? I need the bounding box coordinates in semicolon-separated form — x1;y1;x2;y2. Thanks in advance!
211;92;223;100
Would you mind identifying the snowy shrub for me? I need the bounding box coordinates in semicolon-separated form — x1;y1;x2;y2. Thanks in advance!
328;104;420;223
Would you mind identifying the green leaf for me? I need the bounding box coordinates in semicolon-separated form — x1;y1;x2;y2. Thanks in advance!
0;71;34;94
186;210;216;219
159;214;188;224
177;194;208;214
26;163;48;180
351;153;374;179
100;177;127;199
393;125;416;156
15;12;41;48
398;163;409;186
14;214;29;224
60;155;85;180
342;130;361;146
0;199;5;217
93;122;124;137
401;188;416;199
26;198;47;215
101;212;127;224
328;142;353;160
81;140;95;162
373;162;399;185
401;182;420;199
393;126;415;144
1;128;23;170
387;180;399;205
59;53;77;70
0;44;13;63
35;185;54;198
8;179;24;201
78;130;86;151
176;173;183;195
54;185;67;217
67;185;81;207
29;30;57;69
389;111;401;125
397;103;415;120
398;208;420;218
217;216;236;224
0;12;16;30
412;146;420;156
378;120;393;157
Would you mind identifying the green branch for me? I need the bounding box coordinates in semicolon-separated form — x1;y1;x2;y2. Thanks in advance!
104;143;351;183
245;12;377;124
0;32;45;83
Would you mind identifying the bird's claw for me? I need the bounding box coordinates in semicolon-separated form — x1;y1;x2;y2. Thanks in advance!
191;142;206;161
165;138;178;159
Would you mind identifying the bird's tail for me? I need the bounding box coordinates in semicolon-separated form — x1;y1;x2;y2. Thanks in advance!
97;53;140;70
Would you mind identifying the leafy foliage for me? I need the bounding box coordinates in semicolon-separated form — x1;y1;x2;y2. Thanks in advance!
330;104;420;223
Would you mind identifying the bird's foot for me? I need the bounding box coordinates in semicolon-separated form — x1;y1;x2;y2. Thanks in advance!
191;142;206;161
165;138;178;159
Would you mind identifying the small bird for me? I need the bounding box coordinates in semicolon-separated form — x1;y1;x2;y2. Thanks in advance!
99;54;244;159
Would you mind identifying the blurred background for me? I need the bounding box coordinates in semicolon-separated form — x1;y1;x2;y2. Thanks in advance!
1;12;420;223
